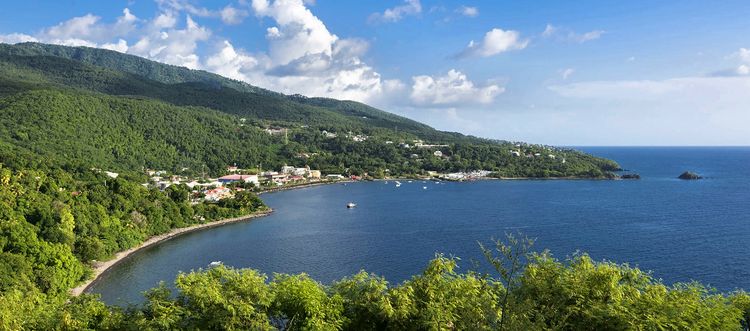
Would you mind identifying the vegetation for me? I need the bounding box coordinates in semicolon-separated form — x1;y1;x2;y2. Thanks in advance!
2;42;703;329
0;42;619;179
0;160;266;297
1;235;749;330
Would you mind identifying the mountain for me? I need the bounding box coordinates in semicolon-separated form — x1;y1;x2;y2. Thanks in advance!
0;42;619;178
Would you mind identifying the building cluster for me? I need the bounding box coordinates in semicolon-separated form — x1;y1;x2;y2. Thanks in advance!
320;130;370;142
439;170;492;181
144;164;340;203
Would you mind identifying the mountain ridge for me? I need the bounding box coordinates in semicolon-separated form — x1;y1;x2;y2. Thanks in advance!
0;42;619;178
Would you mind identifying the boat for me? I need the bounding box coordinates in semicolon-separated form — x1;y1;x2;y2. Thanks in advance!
347;202;357;208
208;261;223;268
423;186;427;190
395;181;401;187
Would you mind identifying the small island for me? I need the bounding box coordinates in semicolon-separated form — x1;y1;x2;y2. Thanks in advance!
678;171;703;180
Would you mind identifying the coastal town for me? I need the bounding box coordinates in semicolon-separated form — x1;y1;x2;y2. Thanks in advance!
137;163;502;204
100;131;576;204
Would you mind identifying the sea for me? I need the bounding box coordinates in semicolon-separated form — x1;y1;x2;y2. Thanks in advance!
89;147;750;305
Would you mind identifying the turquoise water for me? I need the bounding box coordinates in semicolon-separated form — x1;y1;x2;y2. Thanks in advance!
90;147;750;305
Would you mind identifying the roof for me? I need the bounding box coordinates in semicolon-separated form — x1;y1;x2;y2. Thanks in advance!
218;174;257;180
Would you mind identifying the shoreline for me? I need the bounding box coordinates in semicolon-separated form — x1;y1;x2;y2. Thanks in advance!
71;175;616;297
257;179;352;195
70;209;273;296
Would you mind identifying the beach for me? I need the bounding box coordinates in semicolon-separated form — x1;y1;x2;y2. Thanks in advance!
70;209;273;296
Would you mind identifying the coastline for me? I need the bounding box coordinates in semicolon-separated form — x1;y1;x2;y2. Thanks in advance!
71;175;614;297
257;179;352;195
72;180;351;297
70;209;273;296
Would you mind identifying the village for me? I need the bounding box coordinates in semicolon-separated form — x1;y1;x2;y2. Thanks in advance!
141;165;348;204
137;162;502;204
124;131;572;204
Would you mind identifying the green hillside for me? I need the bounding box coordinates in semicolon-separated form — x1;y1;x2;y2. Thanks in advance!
0;42;619;178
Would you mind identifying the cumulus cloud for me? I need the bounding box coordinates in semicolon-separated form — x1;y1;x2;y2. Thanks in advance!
220;6;249;25
40;9;138;46
252;0;338;65
0;1;506;112
0;9;137;51
457;6;479;17
410;69;504;106
709;48;750;77
542;24;604;43
731;48;750;76
129;15;211;68
457;28;528;58
369;0;422;24
101;39;129;53
0;33;38;44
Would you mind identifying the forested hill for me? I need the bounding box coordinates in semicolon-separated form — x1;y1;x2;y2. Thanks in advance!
0;42;437;137
0;42;619;178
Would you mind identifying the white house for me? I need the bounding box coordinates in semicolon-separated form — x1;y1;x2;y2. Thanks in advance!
281;165;295;174
218;174;259;186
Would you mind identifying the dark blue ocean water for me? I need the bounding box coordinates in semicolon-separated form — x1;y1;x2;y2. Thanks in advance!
90;147;750;305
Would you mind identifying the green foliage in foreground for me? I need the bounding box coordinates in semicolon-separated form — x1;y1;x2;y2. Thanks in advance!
0;164;266;297
2;244;750;330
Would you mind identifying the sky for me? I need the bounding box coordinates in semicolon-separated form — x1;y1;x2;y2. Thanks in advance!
1;0;749;146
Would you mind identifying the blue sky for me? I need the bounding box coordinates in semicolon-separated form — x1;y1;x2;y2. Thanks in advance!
1;0;749;145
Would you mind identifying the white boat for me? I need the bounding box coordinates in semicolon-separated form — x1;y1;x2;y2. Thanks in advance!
208;261;223;268
395;181;401;187
423;186;427;190
347;202;357;208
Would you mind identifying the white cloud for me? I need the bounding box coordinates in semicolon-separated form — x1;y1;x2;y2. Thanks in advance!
0;1;500;114
736;48;750;63
542;24;604;43
204;40;262;80
410;69;504;106
541;76;750;145
220;6;249;25
730;48;750;75
156;0;248;25
101;39;129;53
458;28;528;58
155;0;214;18
0;33;38;44
369;0;422;24
559;68;575;80
252;0;338;65
153;12;178;29
40;9;138;45
129;15;211;69
457;6;479;17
